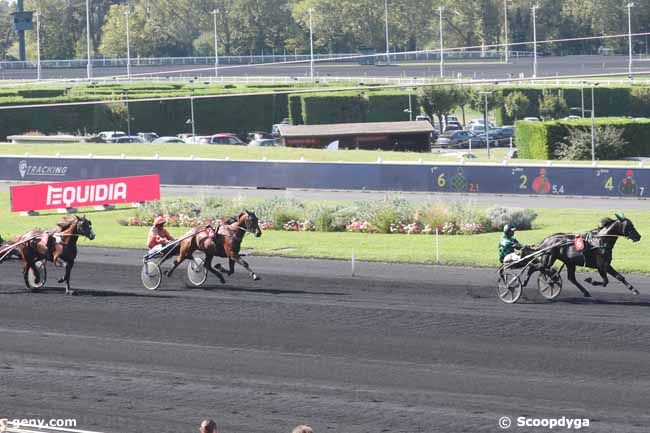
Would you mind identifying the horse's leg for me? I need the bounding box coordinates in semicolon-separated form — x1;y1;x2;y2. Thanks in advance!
205;255;226;284
606;264;639;295
232;256;260;281
227;258;236;276
566;263;591;297
165;244;186;277
61;261;75;295
585;267;609;287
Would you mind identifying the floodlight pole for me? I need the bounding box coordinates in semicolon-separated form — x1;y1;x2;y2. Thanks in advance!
211;9;219;78
35;11;41;80
86;0;92;79
125;9;131;79
627;3;635;77
503;0;509;63
309;8;314;81
531;5;539;78
190;96;196;139
438;7;444;78
384;0;389;63
591;84;596;163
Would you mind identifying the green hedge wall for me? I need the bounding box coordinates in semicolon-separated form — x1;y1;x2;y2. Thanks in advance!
288;94;303;124
0;93;288;138
300;92;368;124
498;86;643;124
515;117;650;160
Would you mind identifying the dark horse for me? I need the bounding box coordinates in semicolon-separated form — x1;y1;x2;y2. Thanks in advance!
165;210;262;282
13;215;96;295
537;214;641;297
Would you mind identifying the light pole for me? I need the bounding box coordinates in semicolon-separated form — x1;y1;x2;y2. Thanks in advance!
124;8;131;79
35;11;41;80
531;4;539;78
384;0;389;64
590;83;598;163
124;91;131;136
438;7;444;78
211;9;219;78
308;8;314;81
479;91;492;158
190;96;196;139
86;0;92;79
503;0;509;63
627;2;634;77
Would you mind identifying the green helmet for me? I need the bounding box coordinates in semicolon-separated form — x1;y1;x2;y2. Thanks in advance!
503;224;516;234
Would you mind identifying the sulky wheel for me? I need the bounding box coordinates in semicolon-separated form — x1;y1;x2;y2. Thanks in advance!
25;261;47;291
537;268;563;300
141;261;162;291
497;270;523;304
187;257;208;287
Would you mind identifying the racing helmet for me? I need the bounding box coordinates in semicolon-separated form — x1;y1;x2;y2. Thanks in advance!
154;216;166;226
503;224;516;234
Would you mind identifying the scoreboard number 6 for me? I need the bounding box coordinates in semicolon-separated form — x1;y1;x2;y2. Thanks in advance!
437;173;446;188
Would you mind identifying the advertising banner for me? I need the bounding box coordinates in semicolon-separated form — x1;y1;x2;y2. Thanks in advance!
10;174;160;212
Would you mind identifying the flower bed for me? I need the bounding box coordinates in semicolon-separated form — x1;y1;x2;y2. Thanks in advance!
118;196;537;236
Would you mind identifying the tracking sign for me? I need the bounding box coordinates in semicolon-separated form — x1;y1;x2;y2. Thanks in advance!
10;174;160;212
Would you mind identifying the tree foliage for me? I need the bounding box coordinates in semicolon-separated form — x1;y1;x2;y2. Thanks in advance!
539;89;569;120
504;91;530;121
555;125;628;160
1;0;648;60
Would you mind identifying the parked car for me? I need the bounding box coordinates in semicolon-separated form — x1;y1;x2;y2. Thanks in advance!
435;130;479;148
561;115;582;121
443;123;463;132
271;119;290;136
177;133;195;141
247;131;275;142
137;132;160;142
207;133;247;145
98;131;126;141
152;136;185;144
415;114;432;123
467;118;495;129
499;125;515;140
523;117;540;122
184;136;211;144
110;136;146;144
248;138;279;147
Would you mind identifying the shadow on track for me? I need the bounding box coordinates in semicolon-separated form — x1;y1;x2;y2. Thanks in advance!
20;286;176;299
177;284;347;296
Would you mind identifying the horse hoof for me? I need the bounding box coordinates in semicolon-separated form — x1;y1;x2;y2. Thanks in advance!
66;290;76;296
252;274;260;281
58;278;65;284
584;277;593;284
583;291;592;298
631;289;640;296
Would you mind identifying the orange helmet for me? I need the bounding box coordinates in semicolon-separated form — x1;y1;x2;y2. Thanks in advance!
154;216;166;226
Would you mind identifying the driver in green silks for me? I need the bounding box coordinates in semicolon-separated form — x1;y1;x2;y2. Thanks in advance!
499;224;523;264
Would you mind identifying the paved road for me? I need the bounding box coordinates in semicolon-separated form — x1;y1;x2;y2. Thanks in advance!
1;55;648;81
1;248;650;433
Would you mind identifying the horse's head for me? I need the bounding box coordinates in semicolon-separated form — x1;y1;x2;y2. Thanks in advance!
614;213;641;242
75;215;96;240
242;210;262;238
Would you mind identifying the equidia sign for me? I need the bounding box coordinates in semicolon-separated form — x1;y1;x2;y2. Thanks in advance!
10;174;160;212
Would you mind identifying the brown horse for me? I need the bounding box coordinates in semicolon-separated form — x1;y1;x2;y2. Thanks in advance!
165;210;262;282
13;215;95;295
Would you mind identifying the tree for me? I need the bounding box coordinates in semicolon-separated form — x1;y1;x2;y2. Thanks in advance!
539;89;569;120
417;85;463;130
0;2;16;60
504;91;530;121
555;125;628;160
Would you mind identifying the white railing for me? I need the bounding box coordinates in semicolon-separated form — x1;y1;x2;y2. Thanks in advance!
0;50;534;70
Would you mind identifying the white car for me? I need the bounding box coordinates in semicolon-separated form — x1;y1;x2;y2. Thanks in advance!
98;131;126;141
523;117;540;122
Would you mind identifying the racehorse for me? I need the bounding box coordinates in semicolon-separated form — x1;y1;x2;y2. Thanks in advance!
13;215;96;295
165;210;262;282
536;214;641;297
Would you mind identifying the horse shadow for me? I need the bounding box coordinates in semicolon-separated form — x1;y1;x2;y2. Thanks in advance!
554;296;650;307
26;286;176;299
183;283;347;296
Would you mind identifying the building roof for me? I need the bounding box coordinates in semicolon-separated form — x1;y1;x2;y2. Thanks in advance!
278;121;434;137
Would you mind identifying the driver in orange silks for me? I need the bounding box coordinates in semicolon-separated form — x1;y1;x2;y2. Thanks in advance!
147;216;175;254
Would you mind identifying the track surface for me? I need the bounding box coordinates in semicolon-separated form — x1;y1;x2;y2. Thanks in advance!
1;248;650;433
0;55;648;81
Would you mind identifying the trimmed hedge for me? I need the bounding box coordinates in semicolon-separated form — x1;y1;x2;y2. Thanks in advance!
498;86;644;124
300;92;368;124
288;94;303;124
515;117;650;160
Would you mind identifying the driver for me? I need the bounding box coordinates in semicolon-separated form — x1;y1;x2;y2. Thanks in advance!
499;224;523;264
147;216;175;254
